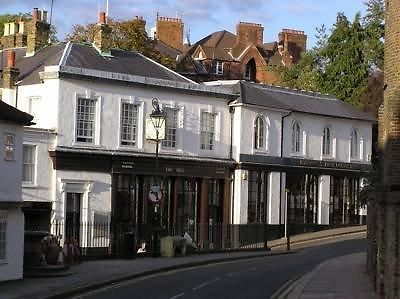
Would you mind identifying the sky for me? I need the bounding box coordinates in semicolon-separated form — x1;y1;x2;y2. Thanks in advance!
0;0;366;48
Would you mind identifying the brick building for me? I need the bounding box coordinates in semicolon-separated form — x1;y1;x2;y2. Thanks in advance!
368;0;400;297
149;16;306;84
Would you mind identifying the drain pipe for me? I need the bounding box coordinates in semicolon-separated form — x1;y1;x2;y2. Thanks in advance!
279;111;292;236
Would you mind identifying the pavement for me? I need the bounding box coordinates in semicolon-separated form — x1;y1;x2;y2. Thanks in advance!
0;225;374;299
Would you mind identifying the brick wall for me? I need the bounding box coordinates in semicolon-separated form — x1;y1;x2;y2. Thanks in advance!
156;17;183;51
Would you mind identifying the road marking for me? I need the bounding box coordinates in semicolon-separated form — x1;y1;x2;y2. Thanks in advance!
193;278;220;290
226;267;256;277
169;293;186;299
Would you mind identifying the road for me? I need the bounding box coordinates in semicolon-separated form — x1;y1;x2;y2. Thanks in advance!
75;238;365;299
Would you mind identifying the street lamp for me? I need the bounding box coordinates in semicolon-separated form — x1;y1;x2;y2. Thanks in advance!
148;98;166;257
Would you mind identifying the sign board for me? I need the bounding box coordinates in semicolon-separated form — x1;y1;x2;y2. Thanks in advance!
148;186;162;203
145;118;165;140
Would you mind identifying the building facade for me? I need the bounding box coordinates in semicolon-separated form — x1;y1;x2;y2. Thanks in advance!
0;9;374;256
0;99;33;281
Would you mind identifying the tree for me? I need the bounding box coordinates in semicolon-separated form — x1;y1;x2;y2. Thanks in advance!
319;13;369;107
363;0;385;70
66;18;176;69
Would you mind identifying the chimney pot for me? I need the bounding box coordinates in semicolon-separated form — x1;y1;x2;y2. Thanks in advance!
32;8;39;22
7;50;16;68
99;12;106;24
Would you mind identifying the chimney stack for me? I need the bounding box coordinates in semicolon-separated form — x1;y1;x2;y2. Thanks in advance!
3;50;20;90
26;8;51;56
278;29;307;64
155;16;184;51
93;11;112;56
236;22;264;46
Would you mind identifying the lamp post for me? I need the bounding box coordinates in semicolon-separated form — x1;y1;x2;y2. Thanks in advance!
148;98;166;257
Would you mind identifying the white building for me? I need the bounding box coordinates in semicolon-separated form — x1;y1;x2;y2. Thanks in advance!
0;100;33;281
206;81;374;226
0;9;375;255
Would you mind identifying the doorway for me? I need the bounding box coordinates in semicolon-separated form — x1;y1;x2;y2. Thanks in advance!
66;193;82;242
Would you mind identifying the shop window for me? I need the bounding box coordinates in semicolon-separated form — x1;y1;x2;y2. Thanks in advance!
0;210;7;261
247;171;267;223
120;102;138;146
76;98;97;143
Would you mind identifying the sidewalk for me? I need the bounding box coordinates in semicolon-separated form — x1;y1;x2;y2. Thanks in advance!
280;252;377;299
0;226;368;299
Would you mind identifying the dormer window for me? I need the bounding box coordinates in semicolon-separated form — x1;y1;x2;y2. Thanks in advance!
215;61;224;75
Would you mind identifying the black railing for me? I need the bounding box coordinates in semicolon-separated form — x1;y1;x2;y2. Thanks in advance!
24;221;362;259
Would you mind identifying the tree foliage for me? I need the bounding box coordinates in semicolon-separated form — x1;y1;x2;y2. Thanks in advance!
66;18;176;69
282;0;385;113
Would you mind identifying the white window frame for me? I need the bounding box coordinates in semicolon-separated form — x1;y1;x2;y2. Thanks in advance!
215;61;224;75
162;106;179;149
350;128;360;160
75;97;98;144
4;133;15;161
0;210;7;262
291;121;303;154
22;144;37;185
322;126;332;157
254;116;265;150
200;111;216;151
27;96;41;123
120;101;139;147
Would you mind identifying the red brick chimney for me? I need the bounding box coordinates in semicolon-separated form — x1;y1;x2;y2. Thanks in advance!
93;11;112;55
236;22;264;46
278;29;307;64
26;8;51;56
155;16;184;51
3;50;20;90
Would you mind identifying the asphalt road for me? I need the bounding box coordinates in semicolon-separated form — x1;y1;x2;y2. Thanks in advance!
76;238;365;299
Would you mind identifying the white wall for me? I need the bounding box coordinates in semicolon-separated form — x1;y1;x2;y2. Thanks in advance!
0;209;24;281
56;79;232;160
53;170;112;222
268;172;282;224
22;129;56;204
0;122;23;202
318;175;331;225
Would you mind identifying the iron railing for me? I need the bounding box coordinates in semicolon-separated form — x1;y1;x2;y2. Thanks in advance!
25;221;362;259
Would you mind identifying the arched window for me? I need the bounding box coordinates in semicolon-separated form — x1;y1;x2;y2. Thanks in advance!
322;126;331;156
254;116;264;149
351;129;359;159
292;121;302;154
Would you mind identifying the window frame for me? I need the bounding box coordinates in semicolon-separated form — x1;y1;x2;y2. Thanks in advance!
215;61;224;75
22;144;37;185
291;121;302;154
350;128;360;160
254;116;265;150
4;133;15;161
162;107;179;149
0;210;7;262
120;101;139;147
75;97;98;144
322;126;332;157
200;111;216;151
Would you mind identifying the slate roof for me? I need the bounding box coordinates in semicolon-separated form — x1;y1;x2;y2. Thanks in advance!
0;42;193;86
239;81;376;122
0;101;34;126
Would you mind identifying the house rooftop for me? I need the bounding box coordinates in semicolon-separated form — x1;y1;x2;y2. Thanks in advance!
0;101;34;126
